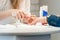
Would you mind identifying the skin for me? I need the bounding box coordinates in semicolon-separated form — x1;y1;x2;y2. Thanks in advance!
19;13;48;25
0;9;25;20
30;17;48;25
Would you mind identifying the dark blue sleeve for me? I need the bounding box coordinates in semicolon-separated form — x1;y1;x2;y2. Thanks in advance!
47;15;60;27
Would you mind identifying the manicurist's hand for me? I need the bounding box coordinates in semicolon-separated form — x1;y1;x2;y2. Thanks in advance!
0;9;23;20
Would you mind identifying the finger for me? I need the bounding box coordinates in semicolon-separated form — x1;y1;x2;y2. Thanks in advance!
17;13;21;20
30;19;38;25
19;11;25;18
22;18;29;24
30;18;41;25
16;13;19;19
42;24;48;26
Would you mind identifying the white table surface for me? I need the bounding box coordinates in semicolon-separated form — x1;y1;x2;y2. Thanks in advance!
0;23;60;35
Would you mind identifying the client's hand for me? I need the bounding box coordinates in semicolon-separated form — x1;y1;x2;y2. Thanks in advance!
30;17;48;25
21;15;37;24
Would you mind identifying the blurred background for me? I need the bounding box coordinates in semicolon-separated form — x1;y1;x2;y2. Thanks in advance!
24;0;60;16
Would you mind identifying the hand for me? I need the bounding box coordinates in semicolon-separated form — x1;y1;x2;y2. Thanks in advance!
16;10;25;20
30;17;48;25
21;15;37;24
0;9;26;20
16;10;33;23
